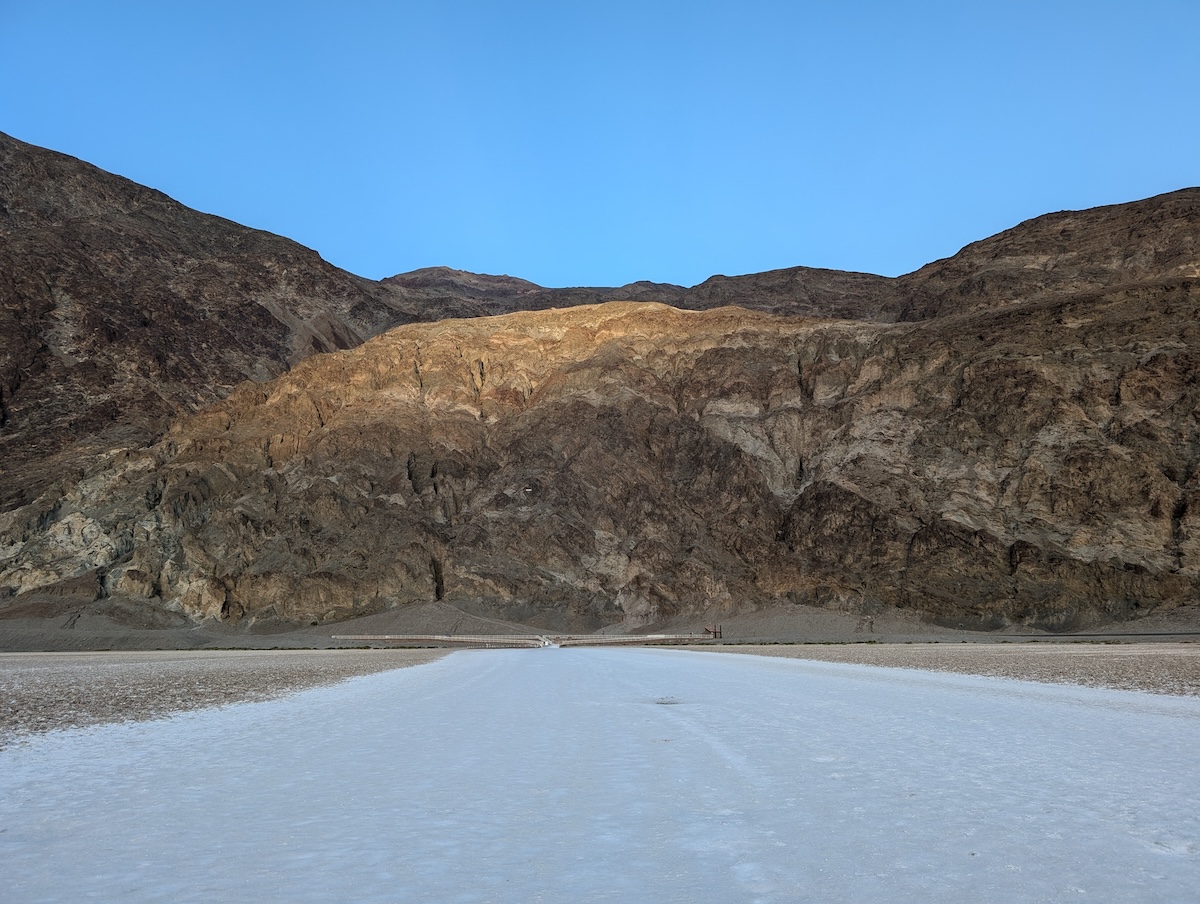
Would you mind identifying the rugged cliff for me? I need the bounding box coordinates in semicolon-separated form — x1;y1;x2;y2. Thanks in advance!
2;288;1196;632
0;132;900;512
1;133;1197;633
0;131;429;509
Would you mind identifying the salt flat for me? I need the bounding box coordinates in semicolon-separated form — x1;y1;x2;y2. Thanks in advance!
2;648;1198;903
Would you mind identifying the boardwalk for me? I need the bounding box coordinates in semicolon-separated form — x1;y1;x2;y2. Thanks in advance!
3;648;1198;902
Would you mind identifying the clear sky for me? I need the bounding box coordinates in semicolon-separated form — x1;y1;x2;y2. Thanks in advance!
2;1;1197;288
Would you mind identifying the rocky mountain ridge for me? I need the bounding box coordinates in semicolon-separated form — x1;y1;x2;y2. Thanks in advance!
1;132;1197;634
3;286;1197;632
0;131;901;510
1;131;419;509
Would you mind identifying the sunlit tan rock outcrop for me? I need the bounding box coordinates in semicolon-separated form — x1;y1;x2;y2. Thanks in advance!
0;132;903;513
1;133;1197;633
3;286;1196;631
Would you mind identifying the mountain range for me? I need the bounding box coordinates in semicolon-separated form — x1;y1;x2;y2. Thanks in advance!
1;130;1197;637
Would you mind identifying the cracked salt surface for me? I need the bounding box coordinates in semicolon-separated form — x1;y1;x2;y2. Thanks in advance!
2;648;1199;902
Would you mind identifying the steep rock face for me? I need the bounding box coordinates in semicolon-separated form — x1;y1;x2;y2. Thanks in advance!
3;290;1196;632
0;132;431;509
2;132;1197;634
896;189;1200;320
779;279;1200;628
0;132;905;515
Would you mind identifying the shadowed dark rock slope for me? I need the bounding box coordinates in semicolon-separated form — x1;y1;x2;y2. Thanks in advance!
0;131;421;509
1;131;1197;633
0;131;898;511
3;287;1198;633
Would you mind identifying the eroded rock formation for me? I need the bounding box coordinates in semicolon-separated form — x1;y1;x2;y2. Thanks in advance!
0;131;902;512
3;289;1197;632
1;132;1197;633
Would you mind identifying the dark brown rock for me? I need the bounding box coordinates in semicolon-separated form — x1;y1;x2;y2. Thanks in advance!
3;285;1196;633
896;188;1200;320
0;131;432;509
1;133;1197;636
0;133;900;514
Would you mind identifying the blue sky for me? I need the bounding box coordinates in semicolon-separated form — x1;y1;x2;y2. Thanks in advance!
2;1;1197;288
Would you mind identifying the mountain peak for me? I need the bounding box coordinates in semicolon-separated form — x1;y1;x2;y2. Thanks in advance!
2;134;1197;642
